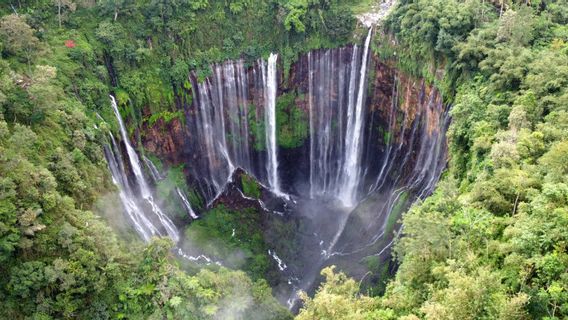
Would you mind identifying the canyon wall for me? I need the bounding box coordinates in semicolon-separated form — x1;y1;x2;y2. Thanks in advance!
138;47;448;208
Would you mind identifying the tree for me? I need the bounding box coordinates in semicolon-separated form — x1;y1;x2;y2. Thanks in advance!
296;266;394;320
539;140;568;182
283;0;308;33
53;0;77;28
0;14;39;64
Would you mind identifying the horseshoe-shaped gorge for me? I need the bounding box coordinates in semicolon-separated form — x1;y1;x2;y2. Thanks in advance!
1;1;566;318
105;28;449;307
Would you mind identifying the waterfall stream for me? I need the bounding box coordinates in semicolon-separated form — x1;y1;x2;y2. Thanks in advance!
189;54;285;201
104;133;158;242
176;187;199;219
263;53;282;195
143;155;163;182
338;28;373;207
109;96;179;242
307;29;373;207
186;36;374;205
105;96;226;266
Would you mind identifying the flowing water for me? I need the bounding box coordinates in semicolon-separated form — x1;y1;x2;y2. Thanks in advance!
104;133;158;242
109;96;179;242
338;28;373;207
185;32;375;206
176;187;199;219
307;29;373;207
106;96;225;266
143;155;163;182
263;53;282;195
186;53;288;202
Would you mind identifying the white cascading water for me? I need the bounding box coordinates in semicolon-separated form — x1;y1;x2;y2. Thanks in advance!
307;29;373;207
185;30;374;207
263;53;282;195
338;28;373;207
104;28;450;308
308;51;315;198
190;59;258;201
105;133;159;242
190;54;284;200
107;98;222;265
109;96;179;242
143;155;163;182
308;46;359;200
176;187;199;219
194;77;229;194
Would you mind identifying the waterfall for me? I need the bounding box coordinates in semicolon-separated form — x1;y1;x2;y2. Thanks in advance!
190;60;258;200
102;32;450;306
111;96;151;199
189;55;286;201
109;96;179;242
105;102;221;264
192;77;231;194
306;29;373;207
143;155;163;182
339;28;373;207
308;46;358;199
104;134;159;242
263;53;282;195
176;187;199;219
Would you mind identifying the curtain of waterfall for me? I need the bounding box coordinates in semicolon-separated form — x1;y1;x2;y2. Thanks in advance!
109;96;179;242
263;53;282;195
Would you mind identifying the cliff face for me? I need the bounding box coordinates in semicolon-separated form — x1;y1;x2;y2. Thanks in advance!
138;49;447;203
140;115;187;165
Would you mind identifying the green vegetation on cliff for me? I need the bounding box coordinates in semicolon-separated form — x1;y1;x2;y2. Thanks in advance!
185;205;273;281
242;173;262;198
0;0;367;318
277;92;309;148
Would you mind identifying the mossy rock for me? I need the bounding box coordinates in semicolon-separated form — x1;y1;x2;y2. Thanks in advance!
276;92;308;149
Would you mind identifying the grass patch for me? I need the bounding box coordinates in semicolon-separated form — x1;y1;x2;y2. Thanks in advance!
241;174;261;199
185;205;271;280
146;110;184;127
385;191;408;236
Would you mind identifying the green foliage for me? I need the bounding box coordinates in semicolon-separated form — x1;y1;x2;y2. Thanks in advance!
156;164;190;219
70;0;359;127
298;2;568;319
3;0;567;318
185;205;274;281
361;255;393;297
188;187;205;210
0;14;40;63
283;0;309;33
297;266;394;320
276;92;309;148
368;1;568;319
113;238;292;320
384;191;408;236
0;4;294;318
146;110;184;127
242;173;261;199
